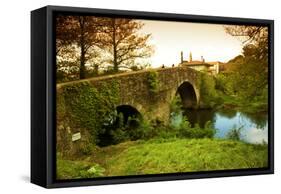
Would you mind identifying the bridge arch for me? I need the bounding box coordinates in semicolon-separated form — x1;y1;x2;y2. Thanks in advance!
115;105;142;128
176;81;199;109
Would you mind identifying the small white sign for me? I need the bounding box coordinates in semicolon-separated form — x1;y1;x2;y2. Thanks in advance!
72;132;81;142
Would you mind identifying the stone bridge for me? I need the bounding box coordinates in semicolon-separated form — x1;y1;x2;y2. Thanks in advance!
57;66;201;123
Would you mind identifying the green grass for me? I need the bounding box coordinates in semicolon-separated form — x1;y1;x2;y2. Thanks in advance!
104;138;268;176
57;138;268;179
57;157;105;179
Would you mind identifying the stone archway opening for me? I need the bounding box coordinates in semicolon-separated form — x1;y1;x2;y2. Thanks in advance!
115;105;142;128
98;105;142;147
177;81;198;109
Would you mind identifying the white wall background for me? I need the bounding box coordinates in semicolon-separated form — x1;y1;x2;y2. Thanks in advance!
0;0;279;193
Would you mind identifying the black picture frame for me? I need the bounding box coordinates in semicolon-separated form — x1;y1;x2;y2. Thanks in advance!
31;5;274;188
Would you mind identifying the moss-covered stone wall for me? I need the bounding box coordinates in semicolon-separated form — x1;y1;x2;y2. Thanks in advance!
56;66;201;156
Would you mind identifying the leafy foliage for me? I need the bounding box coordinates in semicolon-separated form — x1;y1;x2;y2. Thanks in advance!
147;70;160;93
101;18;154;72
56;16;154;81
215;73;236;96
61;81;120;144
171;114;215;139
224;25;268;66
56;16;106;79
170;95;182;115
226;125;243;141
215;46;268;111
104;109;216;146
198;73;222;108
223;25;268;104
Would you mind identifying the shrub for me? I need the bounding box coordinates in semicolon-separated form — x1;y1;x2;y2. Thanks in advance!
131;118;155;140
170;113;216;139
107;114;154;144
110;126;130;145
61;81;120;145
80;143;94;155
170;95;182;114
199;73;222;107
177;122;215;139
147;70;159;93
215;73;235;95
226;125;243;141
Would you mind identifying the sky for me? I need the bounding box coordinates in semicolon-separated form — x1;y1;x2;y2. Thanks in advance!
137;19;244;68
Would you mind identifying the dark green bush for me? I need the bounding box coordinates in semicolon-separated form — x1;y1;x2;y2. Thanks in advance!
226;125;243;141
147;70;159;93
215;73;236;95
199;73;222;108
79;143;94;155
61;81;120;145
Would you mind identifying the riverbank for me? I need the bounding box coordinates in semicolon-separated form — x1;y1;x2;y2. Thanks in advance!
216;92;268;114
57;138;268;179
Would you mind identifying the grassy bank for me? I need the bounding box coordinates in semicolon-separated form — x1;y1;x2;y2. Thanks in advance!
216;91;268;114
57;138;268;179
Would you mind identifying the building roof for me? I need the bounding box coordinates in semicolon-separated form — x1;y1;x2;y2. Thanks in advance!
181;61;213;67
180;60;225;66
207;61;224;65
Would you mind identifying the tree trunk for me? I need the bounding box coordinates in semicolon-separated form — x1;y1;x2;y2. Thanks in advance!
80;44;86;79
113;44;118;72
79;16;86;79
93;64;99;76
112;19;118;72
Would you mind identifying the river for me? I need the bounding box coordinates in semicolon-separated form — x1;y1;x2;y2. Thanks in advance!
183;109;268;144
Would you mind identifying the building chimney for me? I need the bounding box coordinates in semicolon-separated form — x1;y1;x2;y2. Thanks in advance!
180;51;183;63
201;56;205;63
189;52;192;62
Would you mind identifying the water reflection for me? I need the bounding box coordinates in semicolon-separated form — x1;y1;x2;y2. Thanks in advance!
183;109;216;128
183;109;268;144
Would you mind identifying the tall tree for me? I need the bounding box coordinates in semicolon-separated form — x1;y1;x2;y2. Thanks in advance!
56;15;105;79
86;46;107;76
56;16;73;56
103;18;153;72
224;25;268;70
224;25;269;101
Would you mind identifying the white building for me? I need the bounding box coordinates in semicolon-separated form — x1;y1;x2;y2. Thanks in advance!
179;51;221;75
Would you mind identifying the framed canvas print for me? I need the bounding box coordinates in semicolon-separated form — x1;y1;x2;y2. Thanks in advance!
31;5;274;188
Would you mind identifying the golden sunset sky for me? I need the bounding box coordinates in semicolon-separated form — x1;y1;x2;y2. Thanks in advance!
138;20;244;68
